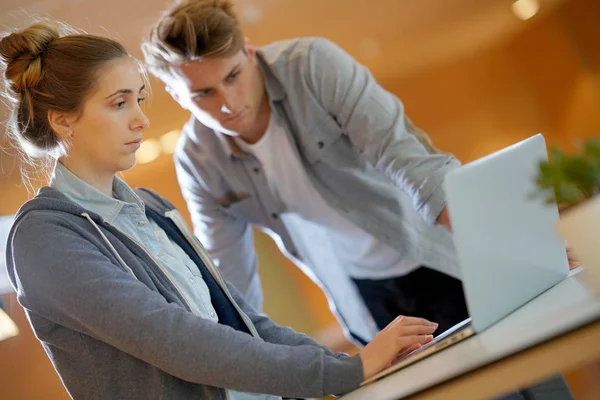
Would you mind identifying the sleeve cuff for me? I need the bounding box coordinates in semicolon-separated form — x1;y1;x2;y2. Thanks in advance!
323;353;364;396
415;160;460;225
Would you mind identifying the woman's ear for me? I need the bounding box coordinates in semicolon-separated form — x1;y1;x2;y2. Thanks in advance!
48;110;76;140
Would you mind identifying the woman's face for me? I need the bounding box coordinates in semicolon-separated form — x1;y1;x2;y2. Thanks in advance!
62;58;150;175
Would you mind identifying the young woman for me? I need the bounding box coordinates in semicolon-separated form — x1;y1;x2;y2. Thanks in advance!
1;21;437;399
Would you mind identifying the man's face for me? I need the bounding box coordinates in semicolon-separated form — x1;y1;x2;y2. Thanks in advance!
167;46;267;138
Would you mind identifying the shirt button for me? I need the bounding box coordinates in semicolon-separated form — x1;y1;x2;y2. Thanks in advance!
271;213;278;220
189;277;194;283
210;312;215;318
138;221;145;226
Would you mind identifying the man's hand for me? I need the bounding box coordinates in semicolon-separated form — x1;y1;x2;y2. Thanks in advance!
437;206;453;232
567;247;581;270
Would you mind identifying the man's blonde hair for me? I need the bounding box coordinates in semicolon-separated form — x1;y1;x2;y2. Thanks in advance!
142;0;244;79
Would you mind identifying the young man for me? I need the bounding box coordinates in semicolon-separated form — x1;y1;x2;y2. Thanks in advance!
141;0;466;344
140;3;579;397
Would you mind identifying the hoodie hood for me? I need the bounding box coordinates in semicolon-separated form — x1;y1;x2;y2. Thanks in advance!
5;186;176;293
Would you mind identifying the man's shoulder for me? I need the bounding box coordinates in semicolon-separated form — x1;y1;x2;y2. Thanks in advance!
258;37;337;70
258;37;316;55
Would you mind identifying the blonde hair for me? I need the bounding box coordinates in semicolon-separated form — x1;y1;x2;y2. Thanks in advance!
0;20;146;185
142;0;244;78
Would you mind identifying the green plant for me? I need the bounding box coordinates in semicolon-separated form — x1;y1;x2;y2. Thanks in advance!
533;137;600;209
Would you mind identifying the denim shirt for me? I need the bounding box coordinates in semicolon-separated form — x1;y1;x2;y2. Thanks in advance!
50;162;278;400
175;37;461;343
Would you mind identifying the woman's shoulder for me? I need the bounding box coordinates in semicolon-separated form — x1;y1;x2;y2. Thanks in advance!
134;188;177;213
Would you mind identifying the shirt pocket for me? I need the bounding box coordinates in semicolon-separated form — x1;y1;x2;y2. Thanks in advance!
221;189;281;226
301;115;343;164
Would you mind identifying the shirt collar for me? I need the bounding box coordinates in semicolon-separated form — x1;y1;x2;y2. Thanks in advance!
50;161;145;224
215;132;249;160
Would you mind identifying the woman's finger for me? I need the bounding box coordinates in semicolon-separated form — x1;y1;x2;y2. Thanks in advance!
395;323;438;337
396;334;434;349
394;315;438;327
398;343;422;357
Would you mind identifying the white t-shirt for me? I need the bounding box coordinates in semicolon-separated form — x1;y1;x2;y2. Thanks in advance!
235;112;420;279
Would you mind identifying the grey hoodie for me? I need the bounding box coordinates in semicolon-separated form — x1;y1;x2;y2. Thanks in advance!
5;187;363;399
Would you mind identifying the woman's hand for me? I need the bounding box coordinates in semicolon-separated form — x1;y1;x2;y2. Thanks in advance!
359;316;437;381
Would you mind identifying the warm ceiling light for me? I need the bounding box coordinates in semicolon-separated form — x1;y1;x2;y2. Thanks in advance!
512;0;540;21
159;130;181;155
136;139;162;164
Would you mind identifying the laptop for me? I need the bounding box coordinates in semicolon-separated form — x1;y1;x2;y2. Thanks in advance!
362;134;570;385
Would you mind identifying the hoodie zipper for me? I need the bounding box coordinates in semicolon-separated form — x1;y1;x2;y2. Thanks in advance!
85;212;277;400
86;215;196;314
84;215;241;400
119;229;196;311
165;210;260;338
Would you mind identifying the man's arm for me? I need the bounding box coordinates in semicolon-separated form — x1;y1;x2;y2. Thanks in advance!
304;38;460;227
174;148;264;310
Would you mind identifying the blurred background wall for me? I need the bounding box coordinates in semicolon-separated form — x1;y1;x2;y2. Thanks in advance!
1;0;599;398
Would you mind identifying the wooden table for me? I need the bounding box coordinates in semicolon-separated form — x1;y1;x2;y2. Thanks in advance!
343;271;600;400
